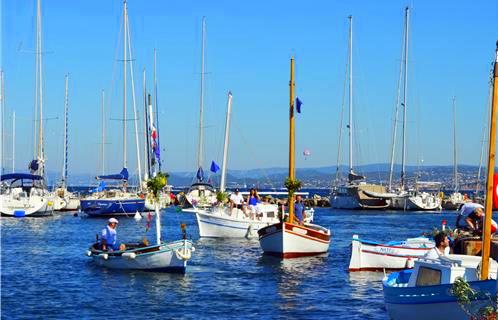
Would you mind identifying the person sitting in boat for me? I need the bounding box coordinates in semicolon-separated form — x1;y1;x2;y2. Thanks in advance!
100;218;124;251
247;188;261;219
424;232;450;260
293;195;306;225
230;189;246;215
456;202;484;231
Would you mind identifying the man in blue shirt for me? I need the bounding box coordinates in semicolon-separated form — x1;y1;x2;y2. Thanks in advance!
101;218;120;251
294;195;306;225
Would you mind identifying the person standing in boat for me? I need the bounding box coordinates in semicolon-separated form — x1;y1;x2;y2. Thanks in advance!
247;188;261;219
100;218;123;251
294;195;306;225
424;232;450;259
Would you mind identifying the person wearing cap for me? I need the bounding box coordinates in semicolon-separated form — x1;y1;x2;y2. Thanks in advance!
101;218;121;251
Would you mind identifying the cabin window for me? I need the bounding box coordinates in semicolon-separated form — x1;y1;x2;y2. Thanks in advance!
415;267;441;286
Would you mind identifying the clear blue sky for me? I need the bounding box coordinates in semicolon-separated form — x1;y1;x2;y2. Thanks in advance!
1;0;497;177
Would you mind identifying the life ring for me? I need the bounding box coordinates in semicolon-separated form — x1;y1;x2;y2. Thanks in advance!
175;248;192;260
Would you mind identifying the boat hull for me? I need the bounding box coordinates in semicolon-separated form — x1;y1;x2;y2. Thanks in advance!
349;235;433;271
196;208;278;238
81;198;145;216
258;222;330;258
89;240;193;273
0;194;54;217
390;194;442;211
383;279;496;320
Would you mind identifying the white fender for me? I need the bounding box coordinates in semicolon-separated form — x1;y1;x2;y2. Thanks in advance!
122;252;136;259
175;248;192;261
86;250;92;257
99;253;109;260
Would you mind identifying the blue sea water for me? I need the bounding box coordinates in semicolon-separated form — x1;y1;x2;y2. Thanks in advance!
1;208;460;319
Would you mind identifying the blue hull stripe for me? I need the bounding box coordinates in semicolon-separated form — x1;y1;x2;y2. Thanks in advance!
81;199;145;216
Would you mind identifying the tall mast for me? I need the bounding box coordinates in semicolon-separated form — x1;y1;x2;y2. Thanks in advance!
1;70;4;174
154;48;161;172
62;74;69;187
143;69;150;179
477;79;493;194
400;6;410;190
36;0;45;177
348;15;353;174
220;91;233;193
125;11;142;186
388;17;406;191
197;16;206;177
288;57;296;223
123;0;128;169
12;112;15;173
452;96;458;192
101;90;105;175
480;41;498;280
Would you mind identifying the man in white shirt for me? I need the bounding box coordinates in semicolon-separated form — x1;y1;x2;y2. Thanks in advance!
424;232;450;260
230;189;245;211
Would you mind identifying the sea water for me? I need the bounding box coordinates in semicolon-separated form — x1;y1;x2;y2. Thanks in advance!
1;208;460;319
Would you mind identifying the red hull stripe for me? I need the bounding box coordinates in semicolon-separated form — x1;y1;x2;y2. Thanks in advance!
259;228;330;244
264;251;328;258
284;223;330;242
361;249;427;259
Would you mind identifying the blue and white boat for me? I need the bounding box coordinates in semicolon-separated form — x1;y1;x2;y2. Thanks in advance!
383;255;497;320
80;168;145;217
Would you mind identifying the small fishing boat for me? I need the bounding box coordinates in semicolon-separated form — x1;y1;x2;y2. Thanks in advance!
349;234;434;271
0;173;54;217
258;57;331;258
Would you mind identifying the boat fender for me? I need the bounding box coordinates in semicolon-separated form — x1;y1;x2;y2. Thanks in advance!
175;248;192;261
405;257;414;269
191;246;196;252
86;250;92;257
122;252;136;259
99;253;109;260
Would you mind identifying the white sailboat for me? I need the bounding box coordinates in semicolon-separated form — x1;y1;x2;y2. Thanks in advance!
53;74;80;211
195;92;281;238
1;0;54;217
330;16;389;210
442;96;466;210
258;58;331;258
186;17;217;209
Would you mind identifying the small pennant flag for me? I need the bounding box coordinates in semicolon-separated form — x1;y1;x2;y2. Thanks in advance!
210;160;220;173
296;97;303;113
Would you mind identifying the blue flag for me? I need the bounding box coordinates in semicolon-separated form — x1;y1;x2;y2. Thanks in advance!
210;161;220;173
296;97;303;113
196;167;204;182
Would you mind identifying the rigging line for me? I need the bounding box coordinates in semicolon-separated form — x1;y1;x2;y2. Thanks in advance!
335;44;349;186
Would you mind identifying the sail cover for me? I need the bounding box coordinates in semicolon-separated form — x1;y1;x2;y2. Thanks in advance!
348;171;365;182
1;173;43;181
96;168;129;180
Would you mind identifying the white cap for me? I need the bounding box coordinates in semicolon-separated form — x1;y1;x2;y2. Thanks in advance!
108;218;119;224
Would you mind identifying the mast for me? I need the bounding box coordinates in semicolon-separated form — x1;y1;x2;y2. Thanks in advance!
101;90;105;175
348;15;353;175
220;91;233;193
480;41;498;280
62;74;69;188
123;0;128;170
197;16;206;178
154;48;161;172
143;69;150;179
389;16;406;191
125;10;142;187
452;96;458;192
36;0;45;177
400;6;409;190
477;74;494;194
1;70;4;174
12;112;15;173
288;57;296;223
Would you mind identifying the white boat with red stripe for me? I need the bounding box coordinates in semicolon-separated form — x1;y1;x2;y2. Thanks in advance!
258;222;331;258
349;234;434;271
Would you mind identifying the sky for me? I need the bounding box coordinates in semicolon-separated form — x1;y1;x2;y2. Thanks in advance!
1;0;497;178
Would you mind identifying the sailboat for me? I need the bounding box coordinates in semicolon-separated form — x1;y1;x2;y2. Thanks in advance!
195;92;281;238
186;17;217;209
53;75;80;211
80;0;144;217
365;8;442;211
442;96;466;210
330;15;390;210
258;58;331;258
382;39;498;320
0;0;54;217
